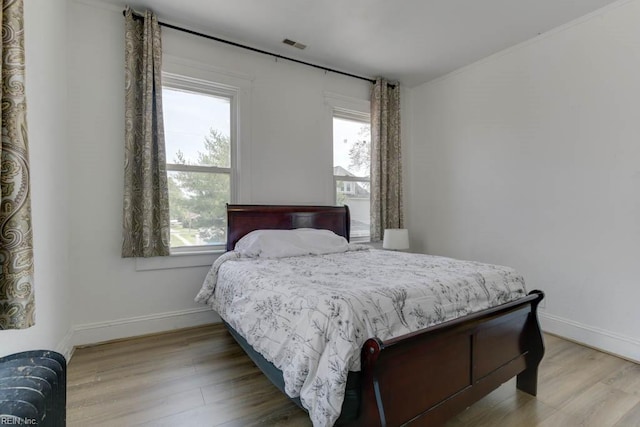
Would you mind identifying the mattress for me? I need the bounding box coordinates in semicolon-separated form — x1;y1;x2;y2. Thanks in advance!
196;248;527;427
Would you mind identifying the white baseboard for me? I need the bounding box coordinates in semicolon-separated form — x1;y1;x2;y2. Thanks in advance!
539;311;640;363
69;307;221;354
56;326;75;361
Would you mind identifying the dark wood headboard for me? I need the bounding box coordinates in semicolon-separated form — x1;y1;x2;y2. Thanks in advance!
226;204;350;251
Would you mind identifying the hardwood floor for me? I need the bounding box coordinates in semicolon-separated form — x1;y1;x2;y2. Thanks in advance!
67;324;640;426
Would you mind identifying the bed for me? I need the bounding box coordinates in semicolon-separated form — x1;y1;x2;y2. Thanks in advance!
197;204;545;426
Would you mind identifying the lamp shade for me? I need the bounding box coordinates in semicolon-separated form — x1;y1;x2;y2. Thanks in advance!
382;228;409;250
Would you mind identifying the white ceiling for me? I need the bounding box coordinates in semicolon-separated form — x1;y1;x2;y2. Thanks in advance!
102;0;619;87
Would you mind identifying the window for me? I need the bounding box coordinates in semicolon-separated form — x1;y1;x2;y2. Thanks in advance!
163;75;237;252
333;111;371;242
340;181;355;194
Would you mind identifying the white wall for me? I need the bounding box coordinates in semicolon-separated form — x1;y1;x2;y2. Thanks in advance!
66;1;371;345
0;0;72;358
408;0;640;361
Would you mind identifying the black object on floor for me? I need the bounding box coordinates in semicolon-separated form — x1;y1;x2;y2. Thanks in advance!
0;350;66;427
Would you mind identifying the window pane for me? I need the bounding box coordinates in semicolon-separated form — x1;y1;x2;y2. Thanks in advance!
333;117;370;178
163;87;231;168
334;114;370;241
336;180;370;241
168;171;230;248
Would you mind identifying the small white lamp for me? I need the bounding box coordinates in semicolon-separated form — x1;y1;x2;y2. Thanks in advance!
382;228;409;251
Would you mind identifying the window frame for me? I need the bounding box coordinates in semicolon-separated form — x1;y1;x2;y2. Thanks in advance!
162;72;238;254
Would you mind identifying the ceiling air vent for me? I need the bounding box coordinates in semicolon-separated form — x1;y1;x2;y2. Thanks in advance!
282;38;307;50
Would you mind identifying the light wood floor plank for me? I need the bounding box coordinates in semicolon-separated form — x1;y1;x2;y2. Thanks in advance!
604;362;640;396
447;380;558;426
66;324;640;426
614;402;640;427
558;382;639;426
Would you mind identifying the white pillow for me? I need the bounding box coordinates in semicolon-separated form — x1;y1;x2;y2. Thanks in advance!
235;228;349;258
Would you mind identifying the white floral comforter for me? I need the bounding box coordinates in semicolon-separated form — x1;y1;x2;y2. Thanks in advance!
195;248;527;427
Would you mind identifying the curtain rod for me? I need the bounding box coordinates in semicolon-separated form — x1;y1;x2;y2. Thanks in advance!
124;10;384;86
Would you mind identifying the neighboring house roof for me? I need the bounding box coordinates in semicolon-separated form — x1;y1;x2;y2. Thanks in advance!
333;165;365;177
334;166;370;197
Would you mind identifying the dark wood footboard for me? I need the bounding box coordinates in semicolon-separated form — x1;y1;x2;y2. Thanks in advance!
355;290;545;427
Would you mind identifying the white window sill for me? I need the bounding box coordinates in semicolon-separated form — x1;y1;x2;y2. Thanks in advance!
135;249;224;271
360;241;383;249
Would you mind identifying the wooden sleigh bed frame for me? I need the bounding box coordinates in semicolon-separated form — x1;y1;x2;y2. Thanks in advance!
224;204;545;426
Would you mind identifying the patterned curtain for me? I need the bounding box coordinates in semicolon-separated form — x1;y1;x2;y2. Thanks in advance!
370;78;403;241
0;0;34;330
122;7;170;257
